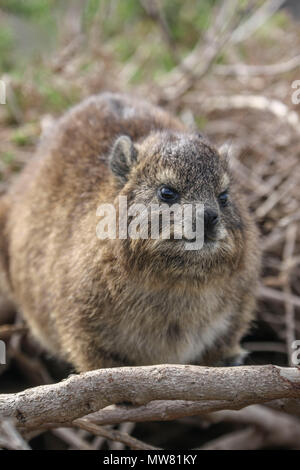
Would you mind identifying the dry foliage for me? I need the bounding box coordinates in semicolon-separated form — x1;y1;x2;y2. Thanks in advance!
0;0;300;450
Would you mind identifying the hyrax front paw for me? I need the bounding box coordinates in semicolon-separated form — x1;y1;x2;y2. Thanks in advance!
222;354;247;367
216;347;248;367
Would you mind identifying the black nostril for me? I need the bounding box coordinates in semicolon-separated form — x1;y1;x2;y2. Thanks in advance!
204;209;219;229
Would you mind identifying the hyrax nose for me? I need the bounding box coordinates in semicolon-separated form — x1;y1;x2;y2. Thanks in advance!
204;208;219;233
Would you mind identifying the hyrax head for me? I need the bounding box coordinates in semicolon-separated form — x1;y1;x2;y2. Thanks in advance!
108;131;246;278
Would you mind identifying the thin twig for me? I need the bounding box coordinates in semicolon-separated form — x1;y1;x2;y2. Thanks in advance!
282;224;298;364
0;419;31;450
215;54;300;77
74;419;160;450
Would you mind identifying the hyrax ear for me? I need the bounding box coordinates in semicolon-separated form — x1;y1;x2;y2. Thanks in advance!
218;142;231;166
109;135;137;184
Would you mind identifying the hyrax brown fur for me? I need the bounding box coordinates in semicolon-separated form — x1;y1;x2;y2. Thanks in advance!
0;93;260;371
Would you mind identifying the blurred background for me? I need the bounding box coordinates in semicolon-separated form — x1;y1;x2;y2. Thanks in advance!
0;0;300;450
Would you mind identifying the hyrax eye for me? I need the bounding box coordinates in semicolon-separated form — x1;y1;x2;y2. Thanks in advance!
158;186;179;203
218;190;229;207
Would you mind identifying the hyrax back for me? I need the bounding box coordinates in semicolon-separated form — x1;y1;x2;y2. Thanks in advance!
0;93;260;371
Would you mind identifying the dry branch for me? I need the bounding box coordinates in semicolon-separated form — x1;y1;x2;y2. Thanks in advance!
159;0;287;101
160;0;245;100
19;397;300;437
77;400;237;427
198;427;259;450
259;285;300;309
139;0;178;63
199;404;300;450
108;422;136;450
230;0;286;44
0;419;31;450
184;94;300;132
209;404;300;433
74;419;159;450
215;54;300;77
1;364;300;433
199;427;262;450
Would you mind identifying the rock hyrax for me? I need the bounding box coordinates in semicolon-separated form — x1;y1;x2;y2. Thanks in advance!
0;92;260;371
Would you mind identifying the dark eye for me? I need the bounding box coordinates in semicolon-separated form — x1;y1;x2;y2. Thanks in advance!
158;186;179;203
218;190;229;207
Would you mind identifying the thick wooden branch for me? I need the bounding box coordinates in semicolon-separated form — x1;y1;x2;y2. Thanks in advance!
1;364;300;432
269;398;300;416
77;400;238;427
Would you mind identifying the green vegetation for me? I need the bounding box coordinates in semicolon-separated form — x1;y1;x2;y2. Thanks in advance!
0;0;292;167
1;151;16;164
0;25;14;70
0;0;221;85
1;0;54;17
